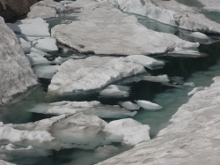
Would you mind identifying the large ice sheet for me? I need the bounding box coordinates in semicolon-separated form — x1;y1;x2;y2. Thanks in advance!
48;56;146;98
52;0;200;56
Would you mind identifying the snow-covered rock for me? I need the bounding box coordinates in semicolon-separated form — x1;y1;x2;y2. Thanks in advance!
105;0;220;34
197;0;220;11
33;65;59;79
97;77;220;165
29;101;137;118
99;85;130;98
118;101;140;111
104;118;150;146
7;18;50;40
33;37;58;52
51;0;200;56
48;56;146;98
0;16;37;105
127;55;165;70
136;100;163;110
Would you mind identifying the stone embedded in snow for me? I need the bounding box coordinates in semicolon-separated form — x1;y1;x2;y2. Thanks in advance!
51;0;200;56
19;38;31;53
7;18;50;40
30;101;137;118
127;55;165;70
118;101;140;111
188;87;204;96
48;56;146;98
99;85;130;98
0;16;37;105
26;52;52;66
136;100;163;110
97;77;220;165
104;118;150;146
33;65;59;79
105;0;220;34
33;37;58;52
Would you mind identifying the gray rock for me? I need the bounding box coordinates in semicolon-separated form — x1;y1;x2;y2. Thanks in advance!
0;17;37;105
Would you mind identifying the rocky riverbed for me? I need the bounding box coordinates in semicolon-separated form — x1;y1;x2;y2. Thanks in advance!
1;0;220;164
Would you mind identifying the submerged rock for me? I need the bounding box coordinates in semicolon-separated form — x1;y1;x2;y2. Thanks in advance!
97;76;220;165
30;101;137;118
105;0;220;34
51;0;199;56
48;56;146;98
0;16;37;105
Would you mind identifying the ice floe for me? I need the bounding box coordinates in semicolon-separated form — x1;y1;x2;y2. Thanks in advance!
99;85;130;98
136;100;163;110
104;118;150;146
51;0;200;56
29;101;137;118
48;56;146;98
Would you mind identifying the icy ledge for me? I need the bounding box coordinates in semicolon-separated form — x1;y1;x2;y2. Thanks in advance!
97;76;220;165
102;0;220;34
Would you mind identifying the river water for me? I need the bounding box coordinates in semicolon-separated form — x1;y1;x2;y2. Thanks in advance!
1;5;220;165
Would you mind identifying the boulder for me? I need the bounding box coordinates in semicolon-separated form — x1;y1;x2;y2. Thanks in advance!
0;0;39;21
0;16;37;105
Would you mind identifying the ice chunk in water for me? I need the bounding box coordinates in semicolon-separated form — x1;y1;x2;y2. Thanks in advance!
136;100;163;110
